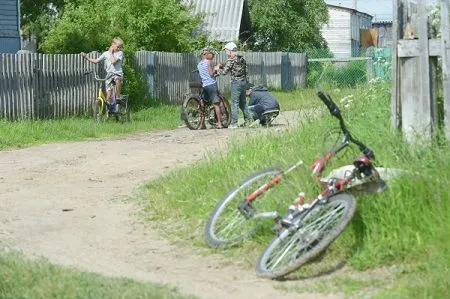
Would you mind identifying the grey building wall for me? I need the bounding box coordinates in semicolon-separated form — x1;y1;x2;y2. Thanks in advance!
321;5;373;58
373;22;393;48
0;0;21;53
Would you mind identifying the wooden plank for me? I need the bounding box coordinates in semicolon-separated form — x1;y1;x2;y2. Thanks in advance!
442;0;450;139
391;0;402;129
17;53;24;119
400;0;435;142
398;39;442;57
24;54;34;119
0;56;4;118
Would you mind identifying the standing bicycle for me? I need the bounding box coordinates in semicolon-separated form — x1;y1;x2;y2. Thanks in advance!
204;91;401;279
182;69;231;130
85;69;131;123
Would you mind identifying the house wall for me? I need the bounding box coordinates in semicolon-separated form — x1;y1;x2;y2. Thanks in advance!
321;6;373;58
322;8;352;58
350;12;372;56
373;22;393;48
0;0;21;53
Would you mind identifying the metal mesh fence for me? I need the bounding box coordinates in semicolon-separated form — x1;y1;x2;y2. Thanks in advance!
305;47;393;89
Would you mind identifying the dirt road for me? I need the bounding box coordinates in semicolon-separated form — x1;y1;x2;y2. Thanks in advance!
0;111;342;299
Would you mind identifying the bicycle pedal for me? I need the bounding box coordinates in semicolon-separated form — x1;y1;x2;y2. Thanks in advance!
237;200;255;219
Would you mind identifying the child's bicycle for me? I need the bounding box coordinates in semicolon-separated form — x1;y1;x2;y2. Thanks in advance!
181;70;232;130
204;91;401;279
88;70;132;123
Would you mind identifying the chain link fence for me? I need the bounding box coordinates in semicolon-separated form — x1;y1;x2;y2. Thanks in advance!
305;47;393;88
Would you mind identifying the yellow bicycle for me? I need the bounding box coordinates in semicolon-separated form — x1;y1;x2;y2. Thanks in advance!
89;70;132;123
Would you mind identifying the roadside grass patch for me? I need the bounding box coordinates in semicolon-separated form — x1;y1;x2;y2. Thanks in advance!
0;103;180;150
0;250;197;299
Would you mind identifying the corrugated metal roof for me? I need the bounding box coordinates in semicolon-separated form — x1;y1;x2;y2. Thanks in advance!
187;0;245;42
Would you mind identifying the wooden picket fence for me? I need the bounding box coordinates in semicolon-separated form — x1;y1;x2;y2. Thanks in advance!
0;50;305;120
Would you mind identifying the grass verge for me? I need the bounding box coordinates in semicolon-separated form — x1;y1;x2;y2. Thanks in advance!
0;102;181;150
0;249;197;299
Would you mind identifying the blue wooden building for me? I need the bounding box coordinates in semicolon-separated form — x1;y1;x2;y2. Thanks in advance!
0;0;21;53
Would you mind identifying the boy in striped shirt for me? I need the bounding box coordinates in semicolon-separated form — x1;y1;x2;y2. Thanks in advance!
197;47;224;129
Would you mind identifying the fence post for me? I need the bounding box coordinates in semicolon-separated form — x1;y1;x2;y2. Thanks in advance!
442;0;450;140
392;0;439;142
146;52;156;99
281;52;291;90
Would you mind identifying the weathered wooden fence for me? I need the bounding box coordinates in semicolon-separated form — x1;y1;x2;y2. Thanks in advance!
133;51;307;104
0;53;98;120
1;51;307;119
392;0;450;141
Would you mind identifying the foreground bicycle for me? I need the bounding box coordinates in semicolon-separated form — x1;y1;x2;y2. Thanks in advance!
182;70;231;130
205;91;401;279
87;70;132;123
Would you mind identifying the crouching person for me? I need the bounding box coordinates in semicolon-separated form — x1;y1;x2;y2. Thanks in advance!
246;84;280;126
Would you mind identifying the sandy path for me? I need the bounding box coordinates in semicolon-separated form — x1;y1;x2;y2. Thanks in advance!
0;111;342;299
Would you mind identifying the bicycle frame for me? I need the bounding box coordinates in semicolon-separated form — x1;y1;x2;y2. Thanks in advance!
239;91;382;227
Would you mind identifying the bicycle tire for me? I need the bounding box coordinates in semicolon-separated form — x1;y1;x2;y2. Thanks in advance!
205;167;283;248
182;96;203;130
115;98;131;123
255;193;356;279
220;97;232;128
92;98;103;122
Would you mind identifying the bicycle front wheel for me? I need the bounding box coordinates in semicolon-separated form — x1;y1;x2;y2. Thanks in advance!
205;167;283;248
255;193;356;279
182;96;203;130
92;99;104;122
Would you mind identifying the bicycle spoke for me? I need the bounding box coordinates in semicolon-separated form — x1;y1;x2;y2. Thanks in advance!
205;168;283;247
261;198;351;274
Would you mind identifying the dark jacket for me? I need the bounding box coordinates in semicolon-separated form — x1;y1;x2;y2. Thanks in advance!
248;86;280;110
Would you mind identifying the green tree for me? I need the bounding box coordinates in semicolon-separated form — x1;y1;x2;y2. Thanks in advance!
20;0;64;48
39;0;206;53
248;0;329;51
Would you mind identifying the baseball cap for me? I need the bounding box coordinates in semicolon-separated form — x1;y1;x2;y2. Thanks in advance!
202;46;216;55
245;82;254;90
223;42;237;51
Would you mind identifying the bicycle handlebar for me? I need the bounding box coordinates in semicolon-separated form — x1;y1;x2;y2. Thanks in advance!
317;91;340;118
317;91;375;160
84;70;114;81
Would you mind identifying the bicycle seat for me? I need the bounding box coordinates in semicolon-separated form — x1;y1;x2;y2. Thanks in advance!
189;82;203;88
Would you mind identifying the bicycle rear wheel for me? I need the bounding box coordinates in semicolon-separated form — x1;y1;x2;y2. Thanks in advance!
255;193;356;279
182;96;203;130
115;97;132;123
205;167;283;248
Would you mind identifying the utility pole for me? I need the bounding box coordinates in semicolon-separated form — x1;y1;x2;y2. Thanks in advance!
353;0;357;10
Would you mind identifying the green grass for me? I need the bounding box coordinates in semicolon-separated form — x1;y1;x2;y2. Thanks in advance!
0;102;181;150
141;81;450;297
0;250;197;299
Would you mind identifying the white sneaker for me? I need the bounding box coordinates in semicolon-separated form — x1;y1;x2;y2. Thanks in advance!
228;123;239;129
248;119;260;128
